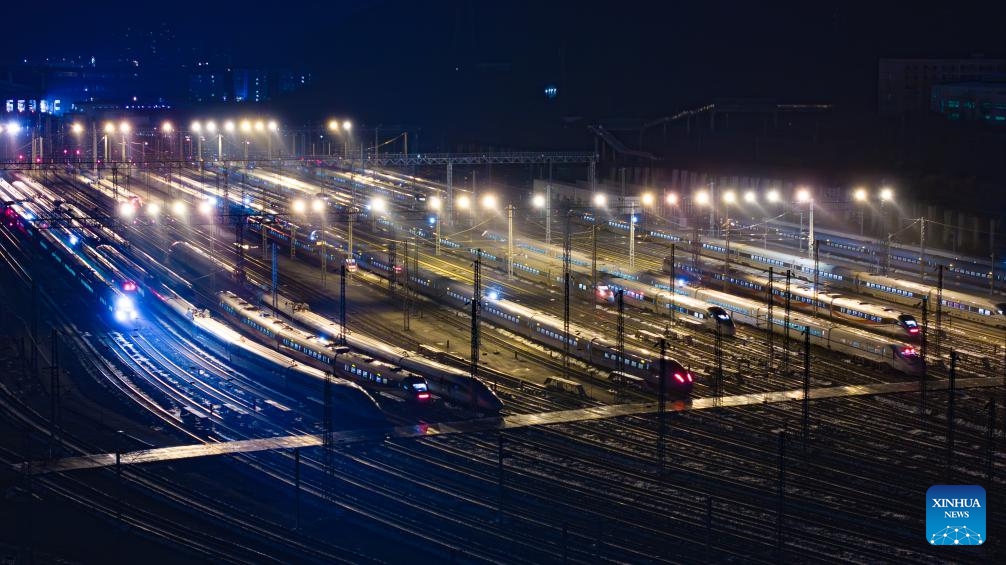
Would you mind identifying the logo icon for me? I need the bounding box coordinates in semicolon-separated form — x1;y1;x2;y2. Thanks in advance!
927;485;986;546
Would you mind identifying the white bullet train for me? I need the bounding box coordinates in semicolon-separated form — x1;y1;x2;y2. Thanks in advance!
217;291;433;407
356;251;696;398
685;285;926;377
263;293;505;413
593;276;737;337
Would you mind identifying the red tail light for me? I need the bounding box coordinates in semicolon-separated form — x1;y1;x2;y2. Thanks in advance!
417;392;431;401
674;373;685;383
686;373;693;382
909;328;919;334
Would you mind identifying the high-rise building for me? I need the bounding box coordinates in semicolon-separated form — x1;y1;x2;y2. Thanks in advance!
878;57;1006;117
189;65;230;103
233;69;269;103
931;78;1006;125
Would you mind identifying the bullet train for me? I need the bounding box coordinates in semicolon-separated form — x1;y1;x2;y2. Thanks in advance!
0;187;139;324
684;284;926;377
850;272;1006;328
152;285;387;428
355;252;696;398
165;241;501;412
772;221;1006;290
264;293;505;413
593;276;737;337
651;231;1006;328
685;266;922;341
216;291;432;407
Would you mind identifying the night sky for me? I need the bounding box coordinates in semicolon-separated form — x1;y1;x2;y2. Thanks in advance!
8;1;1006;142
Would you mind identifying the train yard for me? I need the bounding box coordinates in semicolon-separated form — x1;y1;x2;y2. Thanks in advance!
1;161;1004;563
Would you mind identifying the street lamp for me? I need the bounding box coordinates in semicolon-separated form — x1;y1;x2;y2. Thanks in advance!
429;196;442;256
267;120;278;159
191;121;204;163
879;187;895;275
694;189;712;236
70;123;84;166
103;122;114;164
240;120;252;164
796;187;814;256
455;194;475;245
119;122;130;163
532;192;551;254
853;187;868;235
343;121;352;157
505;203;516;279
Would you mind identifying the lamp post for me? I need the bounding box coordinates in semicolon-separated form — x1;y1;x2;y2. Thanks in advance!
70;122;84;168
533;193;550;256
205;120;217;163
240;120;252;165
119;122;130;163
507;203;515;279
853;187;868;236
629;204;637;269
721;190;738;291
223;120;235;162
664;192;680;231
880;187;894;275
796;188;814;258
161;122;173;162
343;121;352;158
267;120;278;159
191;121;204;164
429;196;442;256
592;193;607;291
102;122;113;165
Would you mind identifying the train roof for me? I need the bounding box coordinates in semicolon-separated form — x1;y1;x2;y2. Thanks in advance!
856;272;1005;309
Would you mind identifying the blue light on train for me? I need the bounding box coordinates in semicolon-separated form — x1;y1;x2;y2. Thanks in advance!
428;216;436;226
485;289;500;301
114;295;135;322
69;233;78;246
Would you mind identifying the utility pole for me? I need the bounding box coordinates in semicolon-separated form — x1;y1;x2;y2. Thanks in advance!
783;270;792;374
616;289;625;399
545;161;552;252
668;245;676;325
920;217;927;282
629;204;636;269
563;212;572;381
946;351;958;480
767;267;775;371
339;264;347;345
813;240;820;317
471;251;482;404
935;266;944;361
403;239;411;331
657;338;667;471
507;204;515;280
920;296;928;427
802;327;810;445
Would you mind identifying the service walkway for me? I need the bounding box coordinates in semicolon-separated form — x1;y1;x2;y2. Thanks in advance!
21;376;1004;475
